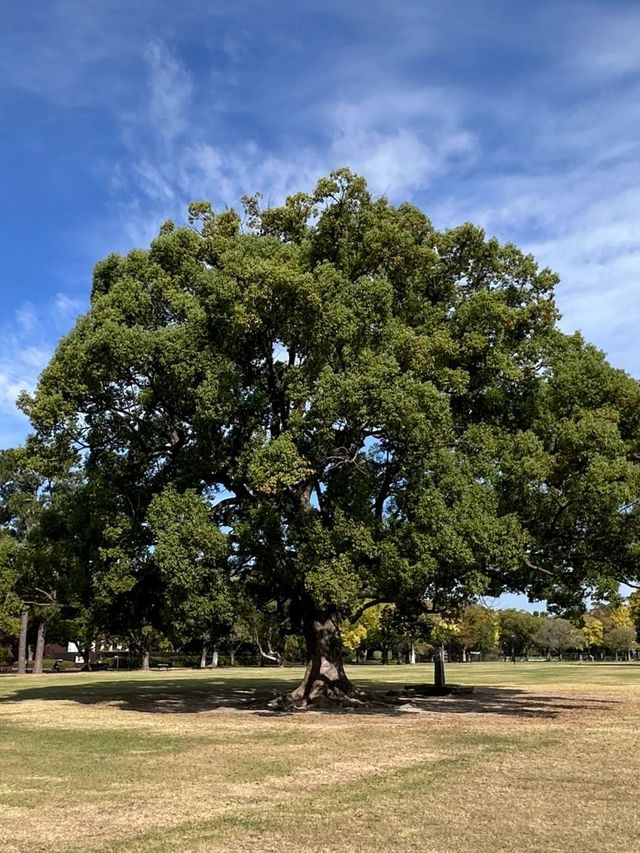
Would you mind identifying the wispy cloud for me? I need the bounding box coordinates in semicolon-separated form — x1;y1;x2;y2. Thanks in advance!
2;1;640;447
92;19;640;384
110;38;477;250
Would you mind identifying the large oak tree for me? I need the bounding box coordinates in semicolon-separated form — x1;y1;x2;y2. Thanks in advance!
24;170;640;703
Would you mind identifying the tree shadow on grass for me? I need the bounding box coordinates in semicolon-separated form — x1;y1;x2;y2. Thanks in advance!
0;673;620;719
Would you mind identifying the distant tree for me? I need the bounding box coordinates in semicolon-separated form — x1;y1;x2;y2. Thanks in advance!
603;625;637;661
608;605;634;628
340;619;369;663
498;609;540;659
0;531;21;649
582;613;605;657
533;617;584;660
148;487;234;667
343;604;387;662
428;614;461;654
0;444;76;673
457;605;500;660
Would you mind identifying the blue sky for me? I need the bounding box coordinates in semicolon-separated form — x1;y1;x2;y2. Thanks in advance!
1;1;639;608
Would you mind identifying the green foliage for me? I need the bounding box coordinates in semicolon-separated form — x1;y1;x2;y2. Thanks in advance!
17;169;640;664
533;617;584;656
0;532;21;637
148;487;234;645
457;605;500;654
498;609;540;656
603;624;637;655
0;442;78;635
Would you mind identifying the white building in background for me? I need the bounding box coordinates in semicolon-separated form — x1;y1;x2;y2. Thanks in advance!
67;641;127;664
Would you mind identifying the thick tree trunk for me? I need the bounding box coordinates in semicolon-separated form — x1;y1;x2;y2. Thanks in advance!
141;650;150;671
289;614;355;705
32;621;47;675
17;609;29;674
229;648;236;667
200;642;208;669
409;642;416;665
211;649;219;668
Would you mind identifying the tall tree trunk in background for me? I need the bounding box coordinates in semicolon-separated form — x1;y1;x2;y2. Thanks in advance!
200;642;208;669
141;650;150;671
289;612;354;705
32;620;47;675
211;649;219;668
17;609;29;674
409;642;416;664
83;645;93;671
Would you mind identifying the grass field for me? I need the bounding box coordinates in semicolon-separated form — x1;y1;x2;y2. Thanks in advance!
1;662;639;852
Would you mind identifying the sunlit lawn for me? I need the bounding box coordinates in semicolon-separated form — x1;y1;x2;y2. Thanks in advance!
1;662;639;852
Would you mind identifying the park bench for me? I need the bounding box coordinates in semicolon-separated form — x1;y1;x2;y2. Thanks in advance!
154;663;172;670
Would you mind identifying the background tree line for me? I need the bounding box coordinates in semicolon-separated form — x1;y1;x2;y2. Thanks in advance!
2;552;639;669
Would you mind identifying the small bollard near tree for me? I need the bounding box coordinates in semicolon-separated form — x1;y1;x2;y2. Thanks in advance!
434;646;446;693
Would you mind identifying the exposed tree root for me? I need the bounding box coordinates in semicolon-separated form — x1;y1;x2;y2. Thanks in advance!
265;684;475;712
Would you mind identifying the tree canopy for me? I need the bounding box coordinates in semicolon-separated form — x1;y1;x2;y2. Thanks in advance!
13;168;640;702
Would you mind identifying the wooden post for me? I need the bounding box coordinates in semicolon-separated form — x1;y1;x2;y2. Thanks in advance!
434;646;446;691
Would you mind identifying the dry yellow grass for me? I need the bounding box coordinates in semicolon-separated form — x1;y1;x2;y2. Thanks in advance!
1;663;639;852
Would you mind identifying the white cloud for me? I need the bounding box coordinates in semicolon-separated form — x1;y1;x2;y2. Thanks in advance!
144;38;193;145
54;292;83;322
99;28;640;383
109;38;477;246
430;142;640;373
5;3;639;414
328;120;473;198
15;303;38;335
566;5;640;80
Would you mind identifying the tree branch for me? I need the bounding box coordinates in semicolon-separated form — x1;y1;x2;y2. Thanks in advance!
349;598;387;625
524;557;554;577
374;460;398;520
